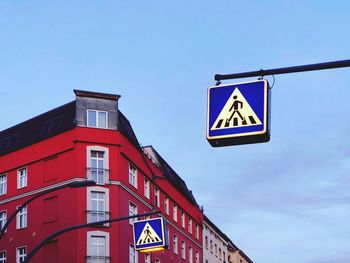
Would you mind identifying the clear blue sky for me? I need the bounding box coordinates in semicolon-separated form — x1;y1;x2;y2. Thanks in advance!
1;1;350;262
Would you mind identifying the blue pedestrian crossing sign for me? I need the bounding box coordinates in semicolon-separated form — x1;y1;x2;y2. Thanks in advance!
207;79;270;147
133;217;168;252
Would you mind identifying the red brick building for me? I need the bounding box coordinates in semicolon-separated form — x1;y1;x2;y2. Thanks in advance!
0;90;203;263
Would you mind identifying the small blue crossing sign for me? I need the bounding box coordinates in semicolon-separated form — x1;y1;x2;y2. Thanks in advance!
207;79;270;147
133;217;168;251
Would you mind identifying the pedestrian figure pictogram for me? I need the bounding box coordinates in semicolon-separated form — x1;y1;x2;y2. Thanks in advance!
136;222;162;245
211;88;261;130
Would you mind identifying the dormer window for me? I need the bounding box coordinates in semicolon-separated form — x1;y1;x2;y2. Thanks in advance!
87;110;107;129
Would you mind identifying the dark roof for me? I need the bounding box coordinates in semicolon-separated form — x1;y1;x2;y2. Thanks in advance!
151;148;198;206
74;89;121;100
117;110;141;150
0;101;76;156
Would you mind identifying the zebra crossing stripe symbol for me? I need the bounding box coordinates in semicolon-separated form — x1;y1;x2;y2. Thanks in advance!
136;222;162;245
211;88;262;130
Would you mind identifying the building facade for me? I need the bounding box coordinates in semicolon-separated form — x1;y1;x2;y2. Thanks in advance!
0;90;203;263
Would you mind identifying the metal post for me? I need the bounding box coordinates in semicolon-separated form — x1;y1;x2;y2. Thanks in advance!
215;59;350;81
0;180;96;239
23;210;160;263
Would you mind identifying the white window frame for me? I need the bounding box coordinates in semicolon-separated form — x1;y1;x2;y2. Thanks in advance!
173;235;178;254
0;174;6;196
144;178;150;199
181;210;185;228
195;224;199;239
129;163;138;188
0;250;6;263
16;206;27;229
87;146;109;184
16;246;26;263
144;253;151;263
188;218;192;234
189;246;193;263
0;210;6;232
129;243;138;263
181;241;186;259
154;187;160;207
87;109;108;129
17;167;28;189
87;187;110;225
129;201;138;224
195;251;199;263
164;196;169;215
87;231;110;261
173;203;177;222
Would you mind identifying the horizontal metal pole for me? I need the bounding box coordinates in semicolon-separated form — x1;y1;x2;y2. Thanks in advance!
215;59;350;81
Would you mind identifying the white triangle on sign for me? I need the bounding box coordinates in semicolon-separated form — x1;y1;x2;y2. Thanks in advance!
136;222;162;245
211;88;262;130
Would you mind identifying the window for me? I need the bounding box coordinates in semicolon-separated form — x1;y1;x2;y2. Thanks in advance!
91;192;107;222
87;187;109;226
87;110;108;129
0;174;6;196
189;246;193;263
91;151;106;184
87;146;109;184
195;224;199;239
17;167;27;189
223;252;226;262
129;202;138;224
173;235;178;254
188;218;192;234
154;187;160;207
87;231;110;262
144;178;150;199
181;210;185;228
0;211;6;231
91;236;106;261
144;253;150;263
195;251;199;263
173;203;177;222
155;259;160;263
129;164;137;188
0;251;6;263
16;247;26;263
181;241;186;259
205;236;208;249
16;206;27;229
129;244;137;263
164;196;169;215
210;240;213;253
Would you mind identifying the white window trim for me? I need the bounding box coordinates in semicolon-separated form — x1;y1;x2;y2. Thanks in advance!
0;250;6;263
173;235;178;254
129;243;138;263
87;109;108;129
87;187;110;224
155;187;160;208
129;201;138;224
17;167;28;189
86;146;109;184
87;231;110;259
16;206;27;229
0;210;7;232
144;178;150;199
16;246;26;263
129;163;138;189
164;196;169;215
0;174;7;196
173;203;177;222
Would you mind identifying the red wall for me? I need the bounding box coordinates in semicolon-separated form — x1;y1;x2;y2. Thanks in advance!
0;127;203;263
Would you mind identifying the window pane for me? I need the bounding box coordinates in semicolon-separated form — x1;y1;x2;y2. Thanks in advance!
88;110;97;127
98;112;107;128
